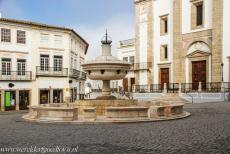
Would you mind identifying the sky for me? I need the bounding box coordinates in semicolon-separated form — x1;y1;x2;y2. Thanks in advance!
0;0;135;60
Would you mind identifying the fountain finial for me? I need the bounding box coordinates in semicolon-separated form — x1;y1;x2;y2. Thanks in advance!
101;29;112;45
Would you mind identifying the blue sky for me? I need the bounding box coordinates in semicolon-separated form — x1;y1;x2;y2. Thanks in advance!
0;0;135;59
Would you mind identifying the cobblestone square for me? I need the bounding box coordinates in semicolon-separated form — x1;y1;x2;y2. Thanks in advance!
0;102;230;154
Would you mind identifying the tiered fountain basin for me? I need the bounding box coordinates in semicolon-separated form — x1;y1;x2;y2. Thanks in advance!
23;100;190;124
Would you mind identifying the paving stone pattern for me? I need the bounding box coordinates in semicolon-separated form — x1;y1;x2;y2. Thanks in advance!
0;102;230;154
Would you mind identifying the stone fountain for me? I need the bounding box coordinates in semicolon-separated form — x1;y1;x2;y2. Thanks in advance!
82;31;131;100
22;32;190;124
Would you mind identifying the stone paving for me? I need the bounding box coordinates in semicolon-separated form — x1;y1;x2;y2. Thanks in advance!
0;102;230;154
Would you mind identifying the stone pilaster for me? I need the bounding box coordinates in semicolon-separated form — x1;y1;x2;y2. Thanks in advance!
50;89;53;104
212;0;223;82
135;0;154;85
1;90;5;111
16;90;20;111
173;0;184;83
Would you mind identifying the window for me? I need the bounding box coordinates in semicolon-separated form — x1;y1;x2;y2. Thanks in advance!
40;55;49;71
54;35;62;45
1;28;11;42
53;56;63;71
191;1;204;29
2;58;11;75
196;4;203;26
123;57;128;62
164;46;168;59
129;56;135;64
40;34;49;44
17;59;26;75
161;45;168;61
160;15;168;35
17;30;26;44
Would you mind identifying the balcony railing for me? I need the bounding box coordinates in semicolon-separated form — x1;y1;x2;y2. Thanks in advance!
133;62;153;71
80;71;87;80
69;68;87;80
36;66;68;77
69;68;81;79
0;71;32;81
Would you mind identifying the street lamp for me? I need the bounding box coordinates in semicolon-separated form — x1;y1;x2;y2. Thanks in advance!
221;63;224;82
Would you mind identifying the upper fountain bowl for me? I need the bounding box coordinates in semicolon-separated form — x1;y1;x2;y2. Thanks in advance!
82;31;131;81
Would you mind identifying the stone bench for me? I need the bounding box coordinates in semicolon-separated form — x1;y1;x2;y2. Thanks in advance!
171;104;184;115
105;107;148;118
83;107;96;121
148;103;184;118
34;106;78;121
148;106;165;118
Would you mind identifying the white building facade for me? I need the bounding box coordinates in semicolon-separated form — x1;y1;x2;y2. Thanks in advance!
135;0;230;87
0;18;88;111
117;39;135;91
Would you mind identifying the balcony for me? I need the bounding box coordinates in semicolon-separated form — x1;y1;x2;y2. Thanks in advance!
69;68;87;80
133;62;153;71
0;71;32;81
69;68;80;79
36;66;68;77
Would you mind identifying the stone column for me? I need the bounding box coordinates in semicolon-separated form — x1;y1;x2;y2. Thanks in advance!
16;90;20;111
198;82;202;92
221;82;225;92
102;80;110;96
50;89;53;104
163;83;167;94
1;90;5;111
178;83;182;94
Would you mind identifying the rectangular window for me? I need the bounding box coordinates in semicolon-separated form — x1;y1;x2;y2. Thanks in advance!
160;15;168;35
53;56;63;71
17;59;26;75
40;34;49;44
54;35;62;45
2;58;11;75
164;46;168;59
123;57;128;62
1;28;11;42
17;30;26;44
129;56;135;64
40;55;49;71
164;18;168;33
196;4;203;26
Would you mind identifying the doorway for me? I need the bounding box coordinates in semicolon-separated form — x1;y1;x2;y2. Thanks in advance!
53;90;63;103
40;90;50;104
160;68;169;90
5;91;16;111
19;90;29;110
192;61;206;89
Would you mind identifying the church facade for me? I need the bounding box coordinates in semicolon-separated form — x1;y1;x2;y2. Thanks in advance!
134;0;230;86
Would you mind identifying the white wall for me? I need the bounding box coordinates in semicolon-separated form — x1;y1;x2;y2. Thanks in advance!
223;0;230;82
153;0;173;84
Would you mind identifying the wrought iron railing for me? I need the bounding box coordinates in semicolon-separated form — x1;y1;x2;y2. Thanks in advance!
131;84;162;93
79;71;87;80
167;83;179;93
201;82;222;92
36;66;68;76
181;83;199;93
69;68;80;79
0;71;32;81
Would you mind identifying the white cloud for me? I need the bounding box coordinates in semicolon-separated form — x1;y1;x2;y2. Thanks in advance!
74;13;135;60
0;0;24;18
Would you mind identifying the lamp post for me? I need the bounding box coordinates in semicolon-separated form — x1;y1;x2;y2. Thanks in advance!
221;63;224;82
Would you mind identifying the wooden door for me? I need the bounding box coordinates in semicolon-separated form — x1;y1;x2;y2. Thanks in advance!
123;78;128;91
160;68;169;89
192;61;206;89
